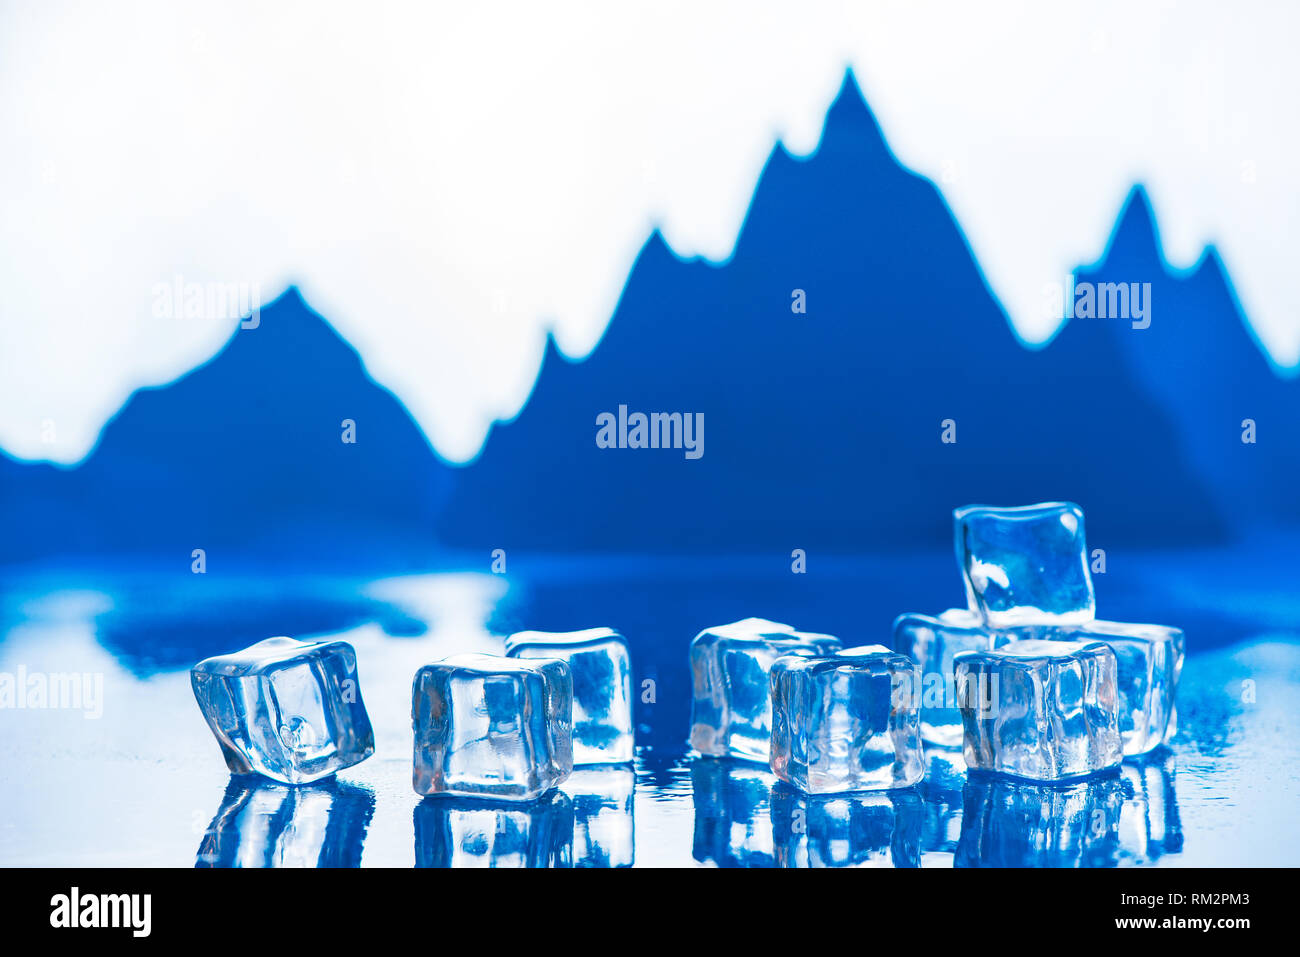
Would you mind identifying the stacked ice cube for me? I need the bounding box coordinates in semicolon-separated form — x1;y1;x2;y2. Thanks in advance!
895;502;1183;781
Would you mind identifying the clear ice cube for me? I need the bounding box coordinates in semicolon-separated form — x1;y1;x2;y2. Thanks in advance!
196;777;375;867
772;786;923;868
412;653;573;800
414;791;573;867
892;608;1009;748
954;502;1095;627
1046;620;1184;755
565;766;635;868
505;628;633;765
689;618;842;762
955;772;1123;867
769;645;925;793
954;638;1122;780
191;636;375;785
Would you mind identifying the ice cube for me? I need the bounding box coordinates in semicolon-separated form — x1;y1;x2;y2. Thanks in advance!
196;777;375;867
893;609;1009;748
954;502;1095;627
689;618;842;762
191;636;375;785
955;772;1123;867
954;638;1122;780
1046;620;1184;755
414;791;573;867
690;758;778;867
505;628;633;765
412;653;573;800
565;766;635;868
772;786;923;868
769;645;925;793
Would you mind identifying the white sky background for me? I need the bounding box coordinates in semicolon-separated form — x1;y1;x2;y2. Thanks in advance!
1;0;1296;465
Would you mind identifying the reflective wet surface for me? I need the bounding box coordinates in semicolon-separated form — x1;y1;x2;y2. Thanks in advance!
1;545;1297;866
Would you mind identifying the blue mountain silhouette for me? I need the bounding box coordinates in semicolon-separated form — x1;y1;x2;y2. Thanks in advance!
1080;188;1300;527
0;289;450;569
434;72;1235;553
5;69;1296;565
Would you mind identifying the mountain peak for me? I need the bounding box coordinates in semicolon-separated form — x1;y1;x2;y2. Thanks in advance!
0;290;451;569
1097;184;1165;270
817;66;894;162
830;66;869;111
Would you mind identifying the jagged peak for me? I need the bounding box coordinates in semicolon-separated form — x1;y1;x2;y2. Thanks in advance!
214;284;360;357
818;66;893;157
1097;184;1166;268
829;66;869;115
